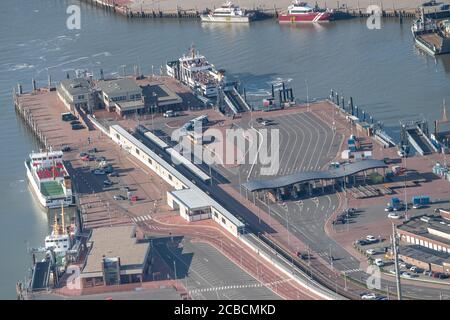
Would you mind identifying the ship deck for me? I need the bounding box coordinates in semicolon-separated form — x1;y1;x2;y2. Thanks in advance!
40;181;64;197
418;33;443;51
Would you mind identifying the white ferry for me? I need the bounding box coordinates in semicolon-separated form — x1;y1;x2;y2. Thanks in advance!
45;205;77;255
25;150;73;209
200;2;254;23
166;45;225;97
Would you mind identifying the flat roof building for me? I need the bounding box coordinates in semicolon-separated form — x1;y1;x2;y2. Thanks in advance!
397;215;450;255
57;78;93;112
399;245;450;274
80;226;152;288
97;78;144;115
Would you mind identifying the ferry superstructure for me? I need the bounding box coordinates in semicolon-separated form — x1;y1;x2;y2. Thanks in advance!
25;150;73;209
45;205;77;256
279;1;333;23
412;10;450;55
166;46;225;97
419;1;450;20
200;2;254;23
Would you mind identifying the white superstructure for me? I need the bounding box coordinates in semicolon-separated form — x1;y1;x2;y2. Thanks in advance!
200;2;253;23
25;150;73;209
166;45;225;97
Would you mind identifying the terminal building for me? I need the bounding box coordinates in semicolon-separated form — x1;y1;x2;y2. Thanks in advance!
80;226;152;288
109;125;245;237
397;214;450;274
57;78;94;112
97;78;145;116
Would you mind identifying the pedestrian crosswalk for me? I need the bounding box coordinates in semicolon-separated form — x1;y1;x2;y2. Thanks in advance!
343;268;362;274
188;278;291;294
131;214;152;223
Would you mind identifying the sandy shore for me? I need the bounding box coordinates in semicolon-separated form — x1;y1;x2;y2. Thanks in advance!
126;0;425;12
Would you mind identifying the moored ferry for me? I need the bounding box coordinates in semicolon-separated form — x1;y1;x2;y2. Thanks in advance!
25;150;74;209
166;45;225;97
200;2;254;23
279;1;333;23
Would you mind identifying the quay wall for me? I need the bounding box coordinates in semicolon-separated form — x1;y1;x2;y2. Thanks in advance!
78;0;420;19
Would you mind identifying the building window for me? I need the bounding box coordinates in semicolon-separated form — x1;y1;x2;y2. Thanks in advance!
214;212;218;218
168;174;172;181
148;158;152;165
78;95;85;100
221;217;226;225
136;148;140;155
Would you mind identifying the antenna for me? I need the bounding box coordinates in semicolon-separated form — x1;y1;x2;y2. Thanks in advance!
61;202;66;235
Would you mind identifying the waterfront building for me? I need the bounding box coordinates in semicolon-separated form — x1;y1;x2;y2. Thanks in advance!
57;78;93;112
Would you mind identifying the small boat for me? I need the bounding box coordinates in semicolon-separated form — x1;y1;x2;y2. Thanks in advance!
200;2;254;23
278;1;333;23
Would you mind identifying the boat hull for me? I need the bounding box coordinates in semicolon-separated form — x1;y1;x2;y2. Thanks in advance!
200;14;251;23
25;161;73;209
278;12;332;23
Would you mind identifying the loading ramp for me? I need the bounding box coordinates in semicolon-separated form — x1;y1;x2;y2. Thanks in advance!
30;260;51;292
223;87;251;114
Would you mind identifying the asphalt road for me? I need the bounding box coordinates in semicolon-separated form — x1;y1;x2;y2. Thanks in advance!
153;238;281;300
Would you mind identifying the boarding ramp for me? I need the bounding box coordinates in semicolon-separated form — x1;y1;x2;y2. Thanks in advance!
406;128;435;156
30;260;51;292
224;87;251;114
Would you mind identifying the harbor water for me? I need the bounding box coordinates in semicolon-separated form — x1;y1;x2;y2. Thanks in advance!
2;0;450;298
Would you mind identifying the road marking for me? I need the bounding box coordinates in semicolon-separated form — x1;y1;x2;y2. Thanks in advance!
188;278;292;294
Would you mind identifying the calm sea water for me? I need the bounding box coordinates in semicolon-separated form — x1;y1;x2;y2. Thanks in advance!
1;0;450;298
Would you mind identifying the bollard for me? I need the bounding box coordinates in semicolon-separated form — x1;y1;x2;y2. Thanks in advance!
32;78;37;92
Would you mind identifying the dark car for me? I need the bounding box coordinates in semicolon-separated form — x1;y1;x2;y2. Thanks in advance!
61;146;71;152
88;148;98;153
108;171;119;177
296;251;309;260
79;152;87;157
70;120;81;125
104;165;114;174
96;156;106;162
356;239;369;246
113;195;126;201
103;180;113;186
71;124;85;130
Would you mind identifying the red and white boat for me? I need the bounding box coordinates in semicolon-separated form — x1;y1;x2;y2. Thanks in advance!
278;1;333;23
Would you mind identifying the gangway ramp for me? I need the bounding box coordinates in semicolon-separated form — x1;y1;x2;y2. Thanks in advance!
31;260;51;292
406;128;433;156
224;87;251;114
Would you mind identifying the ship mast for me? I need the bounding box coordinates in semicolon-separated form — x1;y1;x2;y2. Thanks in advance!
61;202;66;235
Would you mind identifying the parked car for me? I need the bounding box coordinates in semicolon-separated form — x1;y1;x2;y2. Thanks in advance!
70;120;81;125
366;249;377;255
410;266;421;273
374;259;384;267
385;206;393;212
61;145;71;152
261;120;271;126
163;110;179;118
361;293;377;300
432;272;442;279
71;124;84;130
423;270;432;277
103;180;113;186
96;156;106;162
88;148;98;153
108;171;119;177
399;262;408;269
79;152;87;157
93;169;105;175
296;251;309;260
81;155;93;162
113;195;126;201
104;165;114;174
366;235;378;243
356;239;369;246
439;273;449;279
401;272;414;279
388;212;402;219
